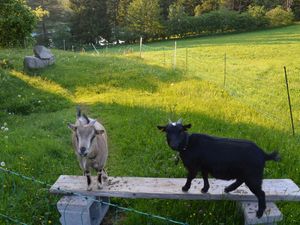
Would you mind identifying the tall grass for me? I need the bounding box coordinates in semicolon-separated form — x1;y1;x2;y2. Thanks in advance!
0;25;299;224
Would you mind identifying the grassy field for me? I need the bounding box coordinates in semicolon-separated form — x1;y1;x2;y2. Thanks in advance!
1;24;300;225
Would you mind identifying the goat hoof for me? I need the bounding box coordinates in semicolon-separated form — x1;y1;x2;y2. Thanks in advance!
201;188;208;193
256;210;263;218
87;185;92;191
102;174;108;182
97;183;103;189
182;186;189;192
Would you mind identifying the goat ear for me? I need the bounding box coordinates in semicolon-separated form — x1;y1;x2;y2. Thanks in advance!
68;123;77;131
183;124;191;130
95;129;105;135
157;125;167;132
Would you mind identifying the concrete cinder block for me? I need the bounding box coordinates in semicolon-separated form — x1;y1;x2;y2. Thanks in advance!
57;195;109;225
239;201;283;225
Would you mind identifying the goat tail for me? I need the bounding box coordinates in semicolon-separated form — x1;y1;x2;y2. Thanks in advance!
264;151;280;162
76;106;81;118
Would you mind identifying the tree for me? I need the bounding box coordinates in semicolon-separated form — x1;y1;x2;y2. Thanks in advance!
26;0;72;45
0;0;37;47
127;0;163;39
160;0;177;20
116;0;132;26
168;0;201;16
69;0;111;44
194;0;220;16
252;0;282;10
220;0;253;12
291;0;300;19
168;1;187;19
265;5;294;26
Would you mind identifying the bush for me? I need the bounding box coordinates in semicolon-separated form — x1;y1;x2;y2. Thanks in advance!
266;6;294;27
247;5;269;28
0;0;37;47
166;9;268;37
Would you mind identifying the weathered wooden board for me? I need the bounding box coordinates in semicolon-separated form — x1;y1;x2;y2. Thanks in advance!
50;176;300;201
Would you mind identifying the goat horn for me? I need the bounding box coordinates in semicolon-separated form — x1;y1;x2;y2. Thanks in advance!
177;118;183;124
168;118;172;124
83;114;90;124
76;106;81;118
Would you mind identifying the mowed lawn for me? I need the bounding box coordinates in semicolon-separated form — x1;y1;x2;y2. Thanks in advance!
0;24;300;224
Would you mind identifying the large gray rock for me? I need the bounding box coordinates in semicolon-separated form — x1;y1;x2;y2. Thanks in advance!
24;45;55;70
34;45;54;60
23;56;55;70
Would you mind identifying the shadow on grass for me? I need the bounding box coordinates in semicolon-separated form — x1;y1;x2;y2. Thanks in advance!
0;69;72;116
14;53;188;95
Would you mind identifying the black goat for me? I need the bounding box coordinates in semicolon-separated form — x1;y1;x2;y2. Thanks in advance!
157;119;280;218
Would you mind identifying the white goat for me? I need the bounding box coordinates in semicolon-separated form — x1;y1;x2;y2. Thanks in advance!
68;108;108;191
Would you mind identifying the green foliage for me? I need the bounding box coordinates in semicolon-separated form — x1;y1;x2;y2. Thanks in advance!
179;0;201;16
116;0;132;26
69;0;111;43
0;59;14;70
252;0;283;10
127;0;163;39
0;0;37;47
291;0;300;20
33;5;49;21
114;26;140;43
248;4;266;18
247;5;269;28
266;6;294;27
52;25;72;49
167;9;265;37
168;1;187;20
194;0;219;16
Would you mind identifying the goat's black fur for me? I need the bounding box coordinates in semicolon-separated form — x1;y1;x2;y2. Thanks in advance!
157;121;280;218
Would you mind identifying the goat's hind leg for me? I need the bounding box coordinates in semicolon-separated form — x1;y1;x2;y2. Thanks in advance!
245;179;266;218
224;179;244;193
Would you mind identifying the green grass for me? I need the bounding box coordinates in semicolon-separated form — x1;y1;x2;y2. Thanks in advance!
0;24;300;225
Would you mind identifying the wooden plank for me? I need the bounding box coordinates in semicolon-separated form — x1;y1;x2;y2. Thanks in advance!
50;176;300;201
240;202;283;225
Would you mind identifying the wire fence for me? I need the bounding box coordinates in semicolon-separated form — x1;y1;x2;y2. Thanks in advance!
0;167;188;225
78;41;299;136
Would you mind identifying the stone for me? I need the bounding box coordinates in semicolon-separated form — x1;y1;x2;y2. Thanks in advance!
33;45;54;60
23;45;55;70
23;56;54;70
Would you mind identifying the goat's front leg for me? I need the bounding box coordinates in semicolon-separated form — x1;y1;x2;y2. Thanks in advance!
84;170;92;191
97;169;108;189
201;170;209;193
182;169;197;192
